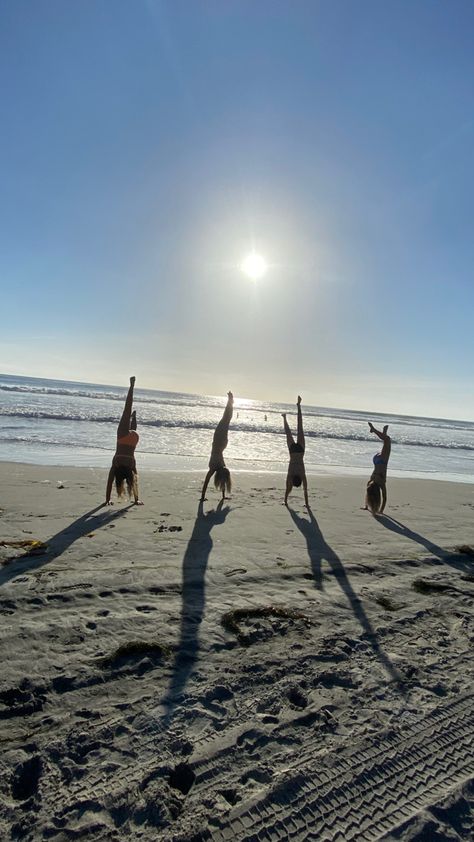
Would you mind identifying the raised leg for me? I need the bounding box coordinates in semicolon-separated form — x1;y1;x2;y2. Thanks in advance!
117;377;135;438
296;397;305;449
215;392;234;440
282;414;295;450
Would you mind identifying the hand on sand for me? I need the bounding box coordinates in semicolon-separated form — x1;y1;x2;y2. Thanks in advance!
134;500;144;506
130;376;136;387
297;395;302;405
104;501;114;506
200;496;207;502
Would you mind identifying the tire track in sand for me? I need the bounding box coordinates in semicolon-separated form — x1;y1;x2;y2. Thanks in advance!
196;691;474;842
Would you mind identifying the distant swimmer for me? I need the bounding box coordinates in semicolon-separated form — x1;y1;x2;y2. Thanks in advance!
364;422;391;514
264;414;268;422
104;376;143;506
282;396;309;508
200;391;233;501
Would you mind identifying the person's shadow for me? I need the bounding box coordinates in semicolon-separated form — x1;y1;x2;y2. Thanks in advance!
0;503;133;587
375;514;474;574
162;499;230;722
288;505;403;686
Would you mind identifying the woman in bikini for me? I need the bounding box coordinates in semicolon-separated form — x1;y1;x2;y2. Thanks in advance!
282;396;310;508
365;422;391;514
105;376;143;505
200;391;233;500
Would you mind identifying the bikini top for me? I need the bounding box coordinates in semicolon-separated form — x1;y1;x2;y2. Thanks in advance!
373;453;386;466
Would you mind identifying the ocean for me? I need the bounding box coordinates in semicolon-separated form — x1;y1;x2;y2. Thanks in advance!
1;373;473;483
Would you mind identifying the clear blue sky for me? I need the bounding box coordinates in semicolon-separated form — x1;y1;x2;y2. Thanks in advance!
1;0;473;419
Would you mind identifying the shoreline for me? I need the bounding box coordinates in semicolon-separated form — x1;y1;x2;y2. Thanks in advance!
1;454;473;486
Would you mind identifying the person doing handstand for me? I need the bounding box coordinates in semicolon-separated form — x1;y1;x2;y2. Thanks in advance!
364;422;391;514
282;396;309;508
200;391;233;500
104;376;143;506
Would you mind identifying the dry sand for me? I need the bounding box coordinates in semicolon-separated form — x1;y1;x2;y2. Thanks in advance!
1;462;474;841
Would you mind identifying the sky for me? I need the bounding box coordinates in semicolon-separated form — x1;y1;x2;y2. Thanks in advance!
1;0;474;419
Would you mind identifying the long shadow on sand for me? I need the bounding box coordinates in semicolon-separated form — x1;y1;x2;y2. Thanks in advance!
162;500;230;722
288;505;403;685
0;504;133;587
376;514;474;574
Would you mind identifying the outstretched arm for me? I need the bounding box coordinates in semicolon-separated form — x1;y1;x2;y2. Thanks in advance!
296;396;305;449
105;467;114;505
284;474;293;506
200;469;215;500
118;377;135;438
133;474;144;505
302;474;310;508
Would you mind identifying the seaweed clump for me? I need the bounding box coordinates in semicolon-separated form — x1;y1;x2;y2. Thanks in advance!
221;604;311;647
456;545;474;557
0;539;48;557
100;640;171;668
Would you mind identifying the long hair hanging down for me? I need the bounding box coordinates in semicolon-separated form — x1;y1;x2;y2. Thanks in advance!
214;466;231;495
115;465;136;499
366;481;382;515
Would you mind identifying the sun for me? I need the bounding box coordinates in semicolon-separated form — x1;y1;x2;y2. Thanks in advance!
240;252;268;280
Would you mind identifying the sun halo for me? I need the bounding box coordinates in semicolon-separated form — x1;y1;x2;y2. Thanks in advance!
240;252;268;280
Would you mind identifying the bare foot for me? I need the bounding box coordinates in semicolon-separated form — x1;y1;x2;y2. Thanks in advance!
297;395;302;405
130;376;136;387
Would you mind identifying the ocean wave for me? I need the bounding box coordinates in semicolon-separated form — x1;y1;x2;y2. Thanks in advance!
1;409;473;451
0;383;226;411
2;381;473;432
0;383;169;405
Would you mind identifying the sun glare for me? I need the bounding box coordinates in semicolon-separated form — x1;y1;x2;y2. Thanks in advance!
241;252;268;280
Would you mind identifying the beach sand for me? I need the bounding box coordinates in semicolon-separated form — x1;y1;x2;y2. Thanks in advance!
1;462;474;840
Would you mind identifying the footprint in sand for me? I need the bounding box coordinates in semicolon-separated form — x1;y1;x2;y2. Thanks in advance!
154;524;182;533
225;568;247;577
